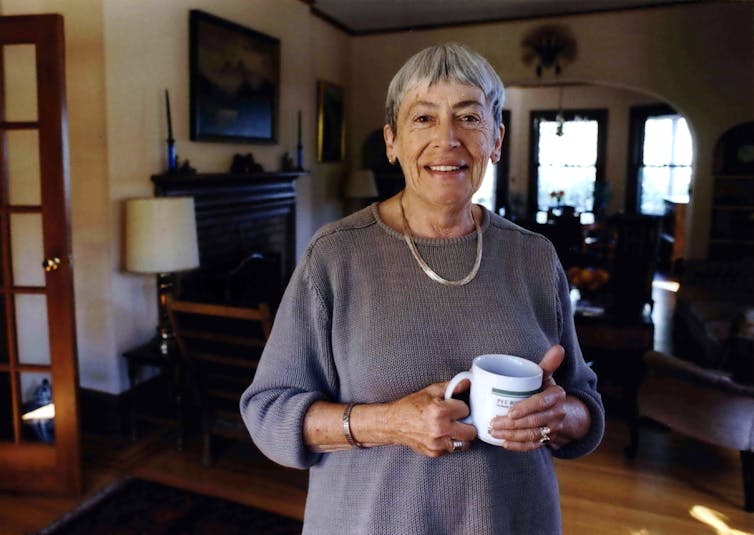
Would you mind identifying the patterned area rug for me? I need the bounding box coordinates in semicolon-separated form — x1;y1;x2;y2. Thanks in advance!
35;477;303;534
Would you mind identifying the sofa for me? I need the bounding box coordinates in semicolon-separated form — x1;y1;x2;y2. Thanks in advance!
672;258;754;383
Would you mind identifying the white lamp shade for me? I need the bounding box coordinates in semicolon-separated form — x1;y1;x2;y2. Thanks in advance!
125;197;200;273
345;169;378;199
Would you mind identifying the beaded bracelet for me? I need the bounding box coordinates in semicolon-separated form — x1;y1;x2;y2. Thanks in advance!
342;402;365;449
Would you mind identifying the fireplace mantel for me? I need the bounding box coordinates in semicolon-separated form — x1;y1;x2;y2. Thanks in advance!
152;171;306;307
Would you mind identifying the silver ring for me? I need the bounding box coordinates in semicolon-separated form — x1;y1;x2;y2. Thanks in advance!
538;426;551;444
451;439;465;452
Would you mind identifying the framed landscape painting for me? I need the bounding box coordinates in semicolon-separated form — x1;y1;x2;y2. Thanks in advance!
189;10;279;143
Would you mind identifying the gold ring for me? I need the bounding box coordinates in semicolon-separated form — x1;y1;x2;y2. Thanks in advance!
539;426;551;444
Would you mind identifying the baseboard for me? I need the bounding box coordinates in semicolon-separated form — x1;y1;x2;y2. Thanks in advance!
78;387;130;437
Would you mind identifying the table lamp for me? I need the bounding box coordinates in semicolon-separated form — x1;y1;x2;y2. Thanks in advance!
125;197;200;354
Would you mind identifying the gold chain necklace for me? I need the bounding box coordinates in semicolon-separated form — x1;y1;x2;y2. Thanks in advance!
399;192;483;287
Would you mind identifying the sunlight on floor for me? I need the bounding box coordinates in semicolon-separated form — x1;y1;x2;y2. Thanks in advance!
652;279;680;292
689;505;753;535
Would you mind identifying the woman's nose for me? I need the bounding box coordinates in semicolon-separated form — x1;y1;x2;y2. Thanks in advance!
433;118;461;148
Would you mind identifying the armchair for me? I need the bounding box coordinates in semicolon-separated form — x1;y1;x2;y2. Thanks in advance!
627;350;754;512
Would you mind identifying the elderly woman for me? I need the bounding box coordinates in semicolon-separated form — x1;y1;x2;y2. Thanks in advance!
241;43;604;534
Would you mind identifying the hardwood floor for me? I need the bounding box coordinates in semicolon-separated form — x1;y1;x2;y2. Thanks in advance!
1;280;752;534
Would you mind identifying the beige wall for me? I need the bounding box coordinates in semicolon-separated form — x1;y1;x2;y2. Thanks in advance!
2;0;349;393
347;2;754;259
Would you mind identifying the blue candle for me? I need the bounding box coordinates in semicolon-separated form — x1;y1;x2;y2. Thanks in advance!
165;89;174;141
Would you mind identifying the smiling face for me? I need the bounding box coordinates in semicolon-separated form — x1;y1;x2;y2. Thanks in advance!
384;80;504;212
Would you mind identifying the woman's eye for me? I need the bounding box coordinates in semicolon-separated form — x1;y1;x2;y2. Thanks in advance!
460;114;480;123
414;115;431;123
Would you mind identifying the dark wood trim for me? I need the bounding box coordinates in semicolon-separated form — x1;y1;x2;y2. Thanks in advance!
625;103;677;213
0;13;81;495
78;387;130;437
495;110;512;215
300;0;709;36
527;108;608;216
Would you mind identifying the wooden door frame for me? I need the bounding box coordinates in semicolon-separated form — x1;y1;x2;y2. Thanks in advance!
0;14;81;495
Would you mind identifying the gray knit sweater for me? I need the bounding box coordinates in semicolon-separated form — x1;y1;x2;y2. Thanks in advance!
240;204;604;535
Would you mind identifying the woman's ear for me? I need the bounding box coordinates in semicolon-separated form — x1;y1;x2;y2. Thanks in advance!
383;124;397;164
491;124;505;163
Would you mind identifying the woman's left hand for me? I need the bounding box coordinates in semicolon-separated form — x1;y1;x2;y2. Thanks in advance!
487;345;590;451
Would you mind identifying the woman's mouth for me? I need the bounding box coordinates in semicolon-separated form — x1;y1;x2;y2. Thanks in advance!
426;165;467;172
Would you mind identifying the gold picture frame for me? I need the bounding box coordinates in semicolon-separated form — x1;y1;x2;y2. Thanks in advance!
316;80;345;162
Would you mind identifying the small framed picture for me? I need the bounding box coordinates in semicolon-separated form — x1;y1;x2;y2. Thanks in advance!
316;80;345;162
189;10;280;143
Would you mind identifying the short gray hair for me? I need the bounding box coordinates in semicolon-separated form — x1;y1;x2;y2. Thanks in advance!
384;43;505;133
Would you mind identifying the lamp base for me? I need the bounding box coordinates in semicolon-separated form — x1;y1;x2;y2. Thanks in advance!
157;327;175;355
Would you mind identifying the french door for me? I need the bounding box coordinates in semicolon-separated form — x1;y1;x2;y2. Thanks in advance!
0;14;81;494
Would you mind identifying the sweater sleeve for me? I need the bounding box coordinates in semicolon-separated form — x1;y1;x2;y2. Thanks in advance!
239;252;338;469
550;261;606;459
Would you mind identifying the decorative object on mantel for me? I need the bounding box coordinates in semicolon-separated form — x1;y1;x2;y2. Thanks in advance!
124;197;200;354
175;158;197;175
281;151;296;171
230;153;264;174
164;89;177;172
189;10;280;143
521;24;577;77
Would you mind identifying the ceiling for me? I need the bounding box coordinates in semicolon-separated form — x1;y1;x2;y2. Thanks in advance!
309;0;702;34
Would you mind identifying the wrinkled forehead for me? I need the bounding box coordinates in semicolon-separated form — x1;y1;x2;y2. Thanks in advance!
398;80;490;114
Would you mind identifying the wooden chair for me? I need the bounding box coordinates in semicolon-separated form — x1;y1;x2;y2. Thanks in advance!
605;213;660;319
166;297;272;465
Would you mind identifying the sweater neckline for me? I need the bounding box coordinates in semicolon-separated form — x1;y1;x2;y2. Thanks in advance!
369;202;490;246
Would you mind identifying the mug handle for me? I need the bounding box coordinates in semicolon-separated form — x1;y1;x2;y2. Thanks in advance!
444;371;473;424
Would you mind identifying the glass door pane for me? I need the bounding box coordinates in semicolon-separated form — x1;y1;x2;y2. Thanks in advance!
7;130;42;205
19;371;53;443
15;295;50;366
10;213;45;287
2;44;38;121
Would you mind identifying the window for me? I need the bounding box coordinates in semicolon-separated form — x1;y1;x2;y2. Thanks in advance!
472;110;510;215
472;163;497;211
529;110;607;215
627;104;692;215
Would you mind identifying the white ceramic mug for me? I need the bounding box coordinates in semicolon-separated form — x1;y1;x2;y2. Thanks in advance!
444;354;543;446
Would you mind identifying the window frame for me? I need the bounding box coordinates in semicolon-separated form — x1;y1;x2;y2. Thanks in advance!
625;103;687;214
527;108;608;217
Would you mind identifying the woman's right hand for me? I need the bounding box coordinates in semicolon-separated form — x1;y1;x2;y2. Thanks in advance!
384;381;477;457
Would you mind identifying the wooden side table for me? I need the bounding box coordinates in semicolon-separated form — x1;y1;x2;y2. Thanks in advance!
574;308;654;419
122;339;187;450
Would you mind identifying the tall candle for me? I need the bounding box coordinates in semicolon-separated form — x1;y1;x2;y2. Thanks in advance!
165;89;174;141
296;110;303;170
297;110;302;146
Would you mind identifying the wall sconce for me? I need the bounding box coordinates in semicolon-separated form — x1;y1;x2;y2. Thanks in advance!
125;197;200;354
522;24;577;77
